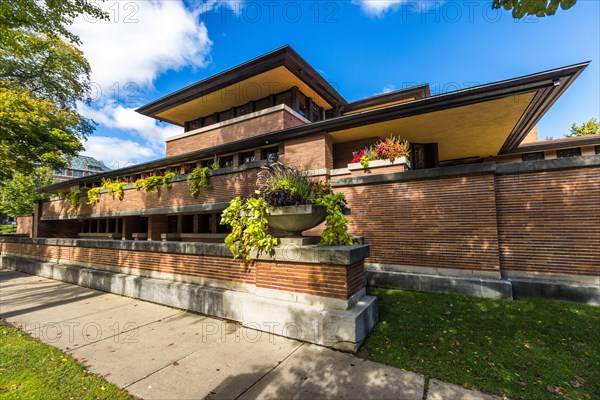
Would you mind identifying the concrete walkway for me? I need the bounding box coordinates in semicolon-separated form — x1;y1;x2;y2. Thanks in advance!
0;269;500;400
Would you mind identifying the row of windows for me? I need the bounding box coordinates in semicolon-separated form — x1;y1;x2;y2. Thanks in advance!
521;146;598;162
80;146;279;188
54;169;89;177
185;87;324;132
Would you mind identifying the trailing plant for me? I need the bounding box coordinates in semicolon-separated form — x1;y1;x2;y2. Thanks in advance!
134;176;161;193
102;179;127;200
313;193;354;245
220;162;355;263
86;187;101;205
161;171;177;188
187;167;210;198
220;195;278;263
210;156;220;170
65;190;81;215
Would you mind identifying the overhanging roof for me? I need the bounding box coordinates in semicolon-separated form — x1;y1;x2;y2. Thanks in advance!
42;61;589;192
136;45;347;126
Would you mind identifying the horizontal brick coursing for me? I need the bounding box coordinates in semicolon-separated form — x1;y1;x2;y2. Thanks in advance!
41;169;260;219
16;216;32;236
495;167;600;276
166;109;306;157
338;173;501;272
1;242;364;300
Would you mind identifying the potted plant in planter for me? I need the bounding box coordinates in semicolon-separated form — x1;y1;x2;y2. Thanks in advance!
349;135;411;175
220;162;354;262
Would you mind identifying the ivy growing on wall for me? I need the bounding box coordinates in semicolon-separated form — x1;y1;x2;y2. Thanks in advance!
65;190;81;215
187;167;210;198
134;176;162;193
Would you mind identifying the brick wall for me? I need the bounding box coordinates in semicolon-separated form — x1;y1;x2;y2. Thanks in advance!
0;240;364;300
166;108;306;157
337;173;501;274
496;167;600;276
41;168;261;219
16;216;32;236
282;133;333;170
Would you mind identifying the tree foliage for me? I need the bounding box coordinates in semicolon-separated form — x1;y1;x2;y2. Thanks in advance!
0;167;52;217
565;118;600;138
492;0;577;18
0;0;107;182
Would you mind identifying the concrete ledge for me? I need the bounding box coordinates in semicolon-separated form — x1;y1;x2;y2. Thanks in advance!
510;279;600;306
0;237;369;266
1;256;378;352
367;269;513;300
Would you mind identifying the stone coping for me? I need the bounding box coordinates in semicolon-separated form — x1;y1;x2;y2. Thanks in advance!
332;154;600;187
0;237;370;266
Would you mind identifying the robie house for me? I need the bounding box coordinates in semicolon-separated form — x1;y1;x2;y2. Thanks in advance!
2;46;599;350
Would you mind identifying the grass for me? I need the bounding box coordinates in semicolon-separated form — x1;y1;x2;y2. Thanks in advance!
0;320;134;399
359;288;600;400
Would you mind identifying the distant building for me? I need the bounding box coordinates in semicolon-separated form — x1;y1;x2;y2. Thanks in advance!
52;155;111;182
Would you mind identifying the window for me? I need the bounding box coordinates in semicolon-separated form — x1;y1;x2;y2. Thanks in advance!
199;214;211;233
239;151;255;165
254;97;272;112
595;145;600;155
182;215;194;233
297;92;307;117
275;91;292;108
200;159;213;168
262;146;279;162
220;155;234;168
188;120;201;130
203;114;217;126
54;169;66;176
522;152;544;162
167;216;178;234
556;147;581;158
72;170;84;177
311;103;322;122
235;103;251;117
218;109;234;122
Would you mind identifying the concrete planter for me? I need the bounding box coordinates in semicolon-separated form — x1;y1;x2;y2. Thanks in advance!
266;205;327;237
348;156;411;175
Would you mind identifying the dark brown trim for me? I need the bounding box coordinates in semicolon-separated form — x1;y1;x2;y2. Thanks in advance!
42;61;589;192
136;45;347;120
505;134;600;154
343;84;430;114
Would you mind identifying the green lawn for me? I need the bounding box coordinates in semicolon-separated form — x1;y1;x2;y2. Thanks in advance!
0;320;134;399
359;288;600;400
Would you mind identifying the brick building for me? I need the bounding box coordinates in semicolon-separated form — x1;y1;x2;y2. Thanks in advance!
7;46;600;305
52;155;111;182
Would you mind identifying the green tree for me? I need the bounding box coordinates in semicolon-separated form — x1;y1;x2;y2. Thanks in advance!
565;118;600;137
0;0;107;182
0;167;52;217
492;0;577;18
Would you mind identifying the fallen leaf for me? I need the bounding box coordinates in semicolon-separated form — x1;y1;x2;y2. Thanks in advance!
547;385;559;395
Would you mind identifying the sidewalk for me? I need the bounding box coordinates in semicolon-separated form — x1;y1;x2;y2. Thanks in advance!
0;269;499;400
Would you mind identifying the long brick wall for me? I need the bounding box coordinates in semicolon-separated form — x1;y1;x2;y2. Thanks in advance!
338;173;501;275
0;240;365;300
41;167;261;219
496;167;600;277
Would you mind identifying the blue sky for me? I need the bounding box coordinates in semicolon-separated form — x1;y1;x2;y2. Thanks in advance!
71;0;599;169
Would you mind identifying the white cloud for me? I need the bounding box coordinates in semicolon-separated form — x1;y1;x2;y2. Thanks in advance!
353;0;406;17
72;1;213;96
381;84;396;94
82;136;156;170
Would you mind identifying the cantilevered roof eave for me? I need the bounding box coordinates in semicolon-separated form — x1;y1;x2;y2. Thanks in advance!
41;61;589;192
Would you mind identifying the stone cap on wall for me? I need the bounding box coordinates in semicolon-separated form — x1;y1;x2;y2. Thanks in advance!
0;237;370;266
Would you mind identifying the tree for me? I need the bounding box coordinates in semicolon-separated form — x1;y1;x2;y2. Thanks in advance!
0;167;52;217
492;0;577;18
0;0;107;182
565;118;600;138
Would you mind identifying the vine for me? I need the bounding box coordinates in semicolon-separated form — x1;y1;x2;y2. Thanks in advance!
134;176;162;193
65;190;81;215
187;167;210;198
86;187;101;205
161;171;177;188
104;179;127;200
313;193;354;245
220;195;278;263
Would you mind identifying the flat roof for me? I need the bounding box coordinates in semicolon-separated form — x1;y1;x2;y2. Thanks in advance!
136;45;347;126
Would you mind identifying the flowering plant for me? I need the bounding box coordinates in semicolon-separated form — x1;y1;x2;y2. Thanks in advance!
351;135;410;168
